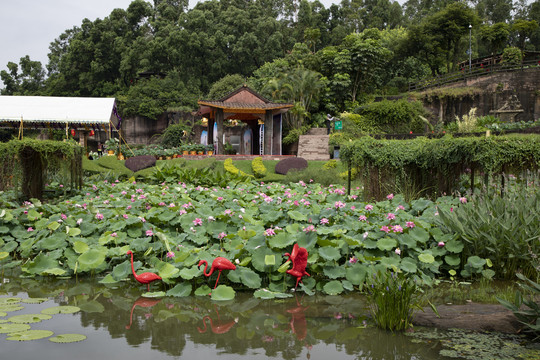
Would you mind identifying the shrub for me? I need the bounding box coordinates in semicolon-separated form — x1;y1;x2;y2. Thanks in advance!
251;157;267;178
125;155;156;172
323;159;338;170
455;107;478;133
355;99;427;134
275;157;308;175
284;167;342;186
161;124;188;148
224;158;252;177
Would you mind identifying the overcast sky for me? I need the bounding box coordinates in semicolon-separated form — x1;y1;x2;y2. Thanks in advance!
0;0;339;75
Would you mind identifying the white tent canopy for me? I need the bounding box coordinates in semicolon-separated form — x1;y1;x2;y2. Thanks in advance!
0;95;116;125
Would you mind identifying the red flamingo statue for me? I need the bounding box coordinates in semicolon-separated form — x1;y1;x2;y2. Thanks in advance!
284;244;310;290
127;250;162;291
197;307;237;334
198;257;236;289
125;297;161;329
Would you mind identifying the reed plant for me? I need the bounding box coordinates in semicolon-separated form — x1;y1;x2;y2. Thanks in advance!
366;270;421;331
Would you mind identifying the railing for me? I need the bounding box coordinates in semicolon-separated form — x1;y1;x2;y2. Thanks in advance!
408;59;540;92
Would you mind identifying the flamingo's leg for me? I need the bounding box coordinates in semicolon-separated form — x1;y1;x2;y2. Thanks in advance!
147;283;150;292
214;271;222;289
295;277;301;290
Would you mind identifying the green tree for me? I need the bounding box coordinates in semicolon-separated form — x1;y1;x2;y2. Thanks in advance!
0;56;45;95
207;74;246;99
479;22;510;55
512;19;539;54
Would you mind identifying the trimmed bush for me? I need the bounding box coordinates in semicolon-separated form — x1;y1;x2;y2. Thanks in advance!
251;157;267;178
275;157;308;175
224;158;252;177
125;155;156;172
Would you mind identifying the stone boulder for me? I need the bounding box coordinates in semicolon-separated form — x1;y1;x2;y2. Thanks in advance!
275;157;308;175
125;155;156;173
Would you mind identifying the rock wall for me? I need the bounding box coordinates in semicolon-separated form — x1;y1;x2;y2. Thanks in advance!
420;68;540;124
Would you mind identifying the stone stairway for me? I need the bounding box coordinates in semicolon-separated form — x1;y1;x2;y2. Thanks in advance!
297;128;330;160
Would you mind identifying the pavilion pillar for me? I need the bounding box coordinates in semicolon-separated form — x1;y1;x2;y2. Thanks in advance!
79;131;88;155
264;110;273;155
216;108;224;155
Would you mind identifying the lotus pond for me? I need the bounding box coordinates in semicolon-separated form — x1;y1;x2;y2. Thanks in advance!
2;276;539;360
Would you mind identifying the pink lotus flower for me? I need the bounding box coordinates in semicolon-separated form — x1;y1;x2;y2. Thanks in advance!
218;232;227;240
264;228;276;236
395;248;401;255
61;214;67;220
386;213;396;220
217;196;223;201
335;201;346;209
392;225;403;233
193;218;202;226
365;204;373;211
27;227;34;232
123;214;129;219
166;251;175;259
179;209;187;215
380;226;390;233
320;218;329;225
459;197;467;204
303;225;315;233
95;213;104;220
349;257;358;264
438;241;445;247
110;232;118;237
146;230;154;237
358;215;367;221
406;221;415;228
387;193;394;200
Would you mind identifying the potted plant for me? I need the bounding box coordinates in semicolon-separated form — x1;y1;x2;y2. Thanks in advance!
196;143;205;155
104;138;119;156
206;144;214;156
188;144;197;156
181;144;190;156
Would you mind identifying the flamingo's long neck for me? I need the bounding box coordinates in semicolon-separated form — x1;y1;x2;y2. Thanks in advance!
202;261;214;277
129;252;138;279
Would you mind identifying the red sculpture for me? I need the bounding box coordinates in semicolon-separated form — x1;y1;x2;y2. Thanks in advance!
125;297;161;329
127;250;162;291
284;244;310;290
198;257;236;289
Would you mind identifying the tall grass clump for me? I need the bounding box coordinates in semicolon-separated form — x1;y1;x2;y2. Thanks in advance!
437;184;540;280
456;107;478;133
366;271;421;331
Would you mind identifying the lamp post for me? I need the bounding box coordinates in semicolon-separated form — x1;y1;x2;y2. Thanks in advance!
469;24;472;71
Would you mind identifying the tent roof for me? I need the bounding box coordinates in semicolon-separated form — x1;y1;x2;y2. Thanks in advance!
0;96;116;125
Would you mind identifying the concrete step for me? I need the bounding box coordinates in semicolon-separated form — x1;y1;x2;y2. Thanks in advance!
298;134;330;161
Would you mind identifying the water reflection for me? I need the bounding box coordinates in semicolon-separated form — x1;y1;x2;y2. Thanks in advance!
0;277;448;359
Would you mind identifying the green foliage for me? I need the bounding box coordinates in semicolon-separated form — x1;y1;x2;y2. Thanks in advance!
251;157;267;179
367;270;420;331
355;99;427;134
160;123;189;148
340;135;540;200
207;74;245;99
455;107;478;133
437;186;540;280
501;46;522;64
147;162;251;187
498;273;540;338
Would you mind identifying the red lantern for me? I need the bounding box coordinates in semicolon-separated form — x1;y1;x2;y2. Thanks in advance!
89;130;95;136
70;129;76;136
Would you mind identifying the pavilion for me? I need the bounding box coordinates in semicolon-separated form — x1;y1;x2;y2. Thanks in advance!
197;85;293;155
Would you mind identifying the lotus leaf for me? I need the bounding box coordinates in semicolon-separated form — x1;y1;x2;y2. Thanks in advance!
318;246;341;261
0;297;20;305
49;333;87;343
268;232;296;249
211;285;235;301
323;266;346;279
0;225;10;233
0;251;9;260
0;323;31;333
66;227;81;237
264;254;276;266
253;289;292;299
23;253;60;275
445;240;464;253
467;256;486;268
77;248;107;271
288;210;307;221
7;329;54;341
444;255;461;266
78;300;105;313
179;265;201;280
111;260;131;280
166;283;192;297
400;258;418;273
409;227;430;244
0;304;24;312
156;261;180;279
195;285;212;296
346;264;367;285
377;237;397;251
98;274;119;284
341;280;353;291
323;280;344;295
73;241;90;254
418;252;435;264
1;241;18;253
9;313;52;323
142;291;166;298
41;306;80;315
238;267;262;289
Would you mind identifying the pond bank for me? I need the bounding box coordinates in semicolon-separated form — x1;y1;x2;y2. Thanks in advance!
413;302;522;333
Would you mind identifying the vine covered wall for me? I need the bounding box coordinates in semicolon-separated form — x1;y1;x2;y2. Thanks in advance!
340;135;540;200
0;139;83;200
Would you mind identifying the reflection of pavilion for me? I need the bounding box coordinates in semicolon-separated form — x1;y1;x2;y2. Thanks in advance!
197;85;292;155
